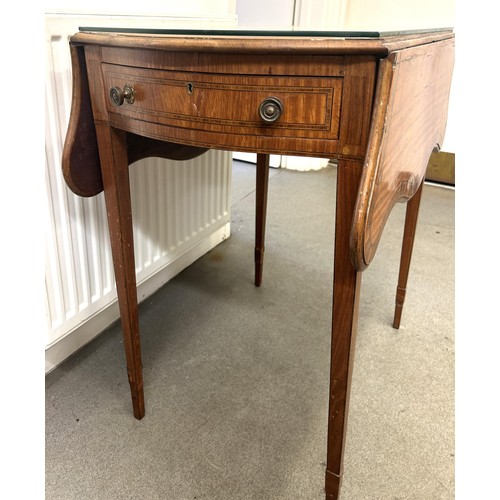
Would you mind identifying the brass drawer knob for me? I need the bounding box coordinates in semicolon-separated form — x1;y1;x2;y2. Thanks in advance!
259;97;283;123
109;84;135;106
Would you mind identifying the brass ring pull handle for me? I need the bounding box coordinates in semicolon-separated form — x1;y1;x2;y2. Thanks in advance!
259;97;283;123
109;84;135;106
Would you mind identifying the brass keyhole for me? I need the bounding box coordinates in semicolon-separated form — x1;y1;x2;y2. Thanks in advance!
187;82;194;94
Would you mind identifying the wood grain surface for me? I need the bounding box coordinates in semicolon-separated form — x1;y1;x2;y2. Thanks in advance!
62;45;103;197
60;29;455;500
350;37;455;271
71;30;453;56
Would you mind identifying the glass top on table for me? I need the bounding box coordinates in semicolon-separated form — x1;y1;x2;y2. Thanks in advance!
78;27;452;39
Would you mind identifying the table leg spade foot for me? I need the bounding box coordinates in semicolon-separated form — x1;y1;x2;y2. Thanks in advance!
393;180;424;329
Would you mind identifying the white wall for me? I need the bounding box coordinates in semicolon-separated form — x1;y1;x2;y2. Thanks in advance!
46;0;236;17
341;0;454;31
236;0;294;28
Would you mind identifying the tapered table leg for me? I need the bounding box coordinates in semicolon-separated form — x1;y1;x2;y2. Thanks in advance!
255;153;270;287
95;124;145;420
325;159;363;499
393;180;424;329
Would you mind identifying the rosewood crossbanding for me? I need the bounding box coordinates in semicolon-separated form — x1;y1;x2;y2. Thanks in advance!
62;28;454;499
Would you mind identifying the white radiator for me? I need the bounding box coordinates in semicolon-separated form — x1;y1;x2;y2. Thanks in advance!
45;14;233;372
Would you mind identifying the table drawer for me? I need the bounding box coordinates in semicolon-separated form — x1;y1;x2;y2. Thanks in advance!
102;64;342;142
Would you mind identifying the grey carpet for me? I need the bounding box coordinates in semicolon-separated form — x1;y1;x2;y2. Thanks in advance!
46;160;454;499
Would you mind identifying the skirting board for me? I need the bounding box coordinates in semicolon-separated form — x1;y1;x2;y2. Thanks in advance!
45;221;230;374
